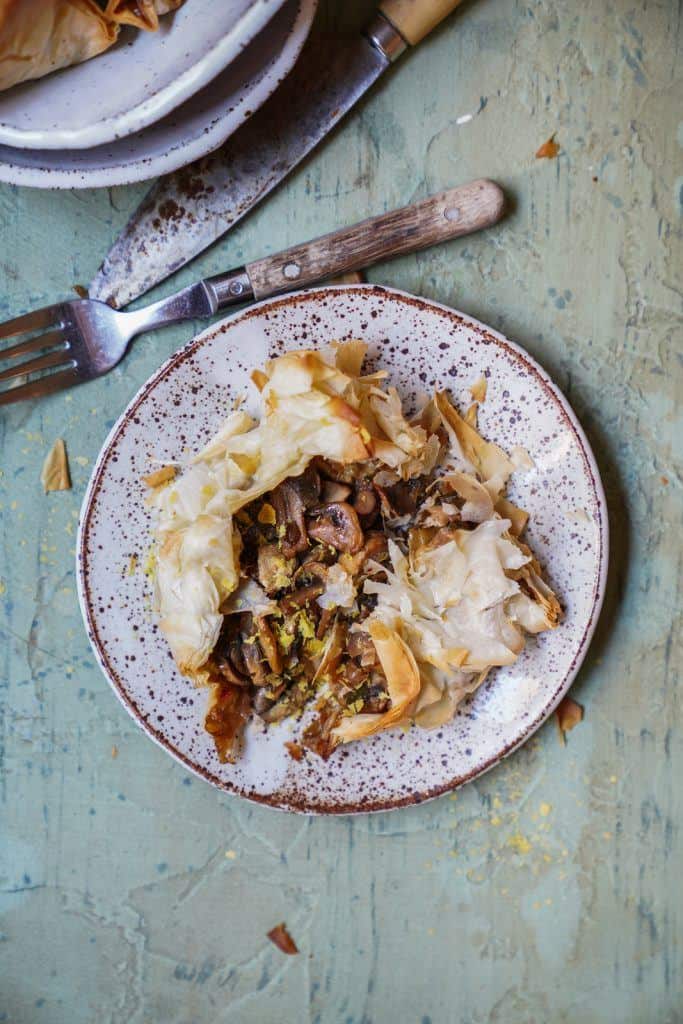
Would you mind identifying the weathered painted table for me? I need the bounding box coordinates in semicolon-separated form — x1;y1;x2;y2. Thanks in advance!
1;1;681;1021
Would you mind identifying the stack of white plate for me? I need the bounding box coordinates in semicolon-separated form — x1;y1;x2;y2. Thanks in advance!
0;0;317;189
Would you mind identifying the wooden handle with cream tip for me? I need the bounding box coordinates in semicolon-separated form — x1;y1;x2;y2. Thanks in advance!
245;179;504;301
378;0;466;45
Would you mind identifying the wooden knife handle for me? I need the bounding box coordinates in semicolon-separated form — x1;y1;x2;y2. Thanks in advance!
379;0;465;45
245;180;504;302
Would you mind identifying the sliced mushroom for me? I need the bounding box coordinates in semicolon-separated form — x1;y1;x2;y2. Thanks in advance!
212;618;249;684
255;616;282;675
322;479;352;503
361;682;391;715
213;654;248;687
242;639;267;687
237;521;264;581
280;562;329;614
380;477;428;517
346;630;379;667
374;484;399;523
296;562;328;584
307;502;364;553
270;477;310;558
316;605;336;640
257;543;295;594
281;583;326;614
342;660;371;688
300;543;337;567
362;531;389;564
358;590;379;616
228;637;248;676
294;465;322;507
259;673;314;723
353;483;378;523
312;457;357;484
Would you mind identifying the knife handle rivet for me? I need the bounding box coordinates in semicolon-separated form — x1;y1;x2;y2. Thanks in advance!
283;262;302;280
444;207;461;222
228;280;245;296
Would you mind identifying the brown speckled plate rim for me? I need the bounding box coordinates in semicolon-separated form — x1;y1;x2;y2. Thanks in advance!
76;285;609;815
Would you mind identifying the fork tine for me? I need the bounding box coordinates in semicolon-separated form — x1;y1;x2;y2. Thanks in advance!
0;304;63;342
0;367;81;406
0;328;68;364
0;350;75;384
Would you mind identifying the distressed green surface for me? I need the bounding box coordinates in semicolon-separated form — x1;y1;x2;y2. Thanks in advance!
1;1;681;1021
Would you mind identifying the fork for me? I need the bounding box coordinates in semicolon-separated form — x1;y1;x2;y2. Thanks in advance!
0;180;504;406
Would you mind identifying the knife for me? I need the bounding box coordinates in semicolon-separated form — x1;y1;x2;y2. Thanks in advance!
90;0;467;308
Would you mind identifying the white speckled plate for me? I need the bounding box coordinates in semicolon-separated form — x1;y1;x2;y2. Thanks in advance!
0;0;288;150
77;286;608;814
0;0;315;188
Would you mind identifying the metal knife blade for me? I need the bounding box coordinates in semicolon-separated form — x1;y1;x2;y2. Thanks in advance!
90;18;404;308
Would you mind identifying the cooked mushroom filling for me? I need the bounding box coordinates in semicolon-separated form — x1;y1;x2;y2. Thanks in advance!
207;462;396;757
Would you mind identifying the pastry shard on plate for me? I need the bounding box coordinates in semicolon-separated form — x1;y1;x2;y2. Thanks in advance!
146;343;562;763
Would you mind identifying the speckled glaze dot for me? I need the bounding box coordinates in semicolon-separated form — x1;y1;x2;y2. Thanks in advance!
76;286;608;815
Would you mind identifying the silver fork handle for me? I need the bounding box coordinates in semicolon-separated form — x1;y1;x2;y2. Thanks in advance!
123;280;226;334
